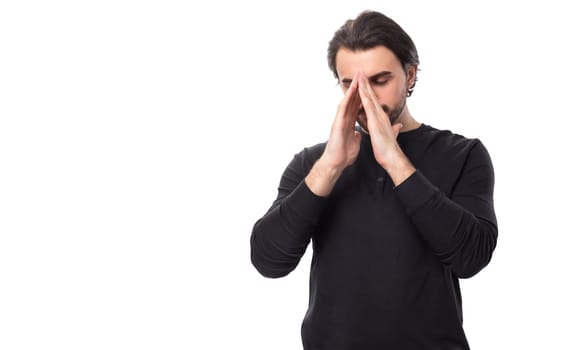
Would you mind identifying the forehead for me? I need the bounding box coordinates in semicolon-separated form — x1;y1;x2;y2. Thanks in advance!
336;46;403;78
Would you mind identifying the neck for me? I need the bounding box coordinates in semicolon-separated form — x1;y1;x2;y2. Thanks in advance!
397;107;420;133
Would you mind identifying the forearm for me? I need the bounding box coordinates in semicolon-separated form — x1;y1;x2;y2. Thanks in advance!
382;148;416;187
251;180;327;278
305;157;345;197
396;171;498;278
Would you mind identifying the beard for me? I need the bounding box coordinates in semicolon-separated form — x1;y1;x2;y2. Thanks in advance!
356;93;407;132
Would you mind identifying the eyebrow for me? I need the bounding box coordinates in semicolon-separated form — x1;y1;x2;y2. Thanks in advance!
341;71;393;84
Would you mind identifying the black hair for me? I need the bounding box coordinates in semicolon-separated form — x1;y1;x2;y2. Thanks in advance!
327;11;420;96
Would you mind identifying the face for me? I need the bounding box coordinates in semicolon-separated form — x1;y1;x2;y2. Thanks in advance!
335;46;416;131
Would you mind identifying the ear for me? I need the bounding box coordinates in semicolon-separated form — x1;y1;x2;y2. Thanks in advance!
406;65;418;87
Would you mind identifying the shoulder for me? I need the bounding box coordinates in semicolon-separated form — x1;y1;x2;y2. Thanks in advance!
278;141;327;183
420;124;481;151
290;141;326;169
412;124;494;164
407;125;494;192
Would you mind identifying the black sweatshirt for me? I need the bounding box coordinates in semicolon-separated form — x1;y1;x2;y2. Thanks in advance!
250;124;497;349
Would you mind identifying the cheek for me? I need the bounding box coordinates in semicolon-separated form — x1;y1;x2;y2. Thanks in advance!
373;86;396;103
384;81;406;101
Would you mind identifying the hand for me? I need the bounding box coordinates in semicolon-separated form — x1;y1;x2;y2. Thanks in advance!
358;74;416;186
305;73;362;197
319;72;362;171
357;73;403;167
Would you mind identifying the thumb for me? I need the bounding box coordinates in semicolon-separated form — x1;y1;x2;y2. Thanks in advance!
393;123;403;138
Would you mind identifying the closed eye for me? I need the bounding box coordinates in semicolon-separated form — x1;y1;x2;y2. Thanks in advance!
340;72;392;88
369;71;392;86
370;78;389;86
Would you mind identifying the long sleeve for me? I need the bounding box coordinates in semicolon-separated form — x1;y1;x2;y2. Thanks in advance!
395;141;498;278
252;125;496;347
250;145;327;278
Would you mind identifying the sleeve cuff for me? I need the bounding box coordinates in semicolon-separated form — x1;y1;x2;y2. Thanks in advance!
282;180;328;225
395;170;439;216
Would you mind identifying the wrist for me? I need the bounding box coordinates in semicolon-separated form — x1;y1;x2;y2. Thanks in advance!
383;150;416;187
305;158;344;197
317;153;347;175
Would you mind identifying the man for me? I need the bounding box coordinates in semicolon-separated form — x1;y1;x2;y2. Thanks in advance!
250;10;497;349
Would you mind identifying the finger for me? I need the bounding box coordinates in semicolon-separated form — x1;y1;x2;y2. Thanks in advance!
357;74;380;116
337;73;359;117
334;74;361;133
392;123;403;138
332;82;356;133
345;74;362;117
357;74;390;128
357;75;381;133
345;76;362;123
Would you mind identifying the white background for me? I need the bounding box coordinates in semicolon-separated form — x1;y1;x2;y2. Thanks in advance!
1;1;566;349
